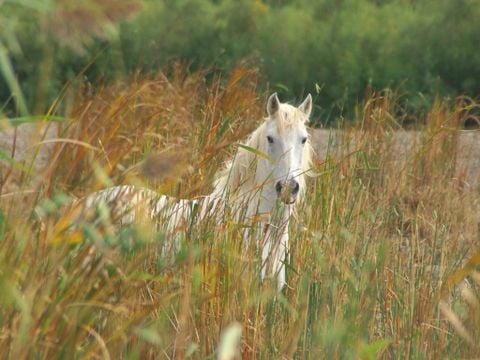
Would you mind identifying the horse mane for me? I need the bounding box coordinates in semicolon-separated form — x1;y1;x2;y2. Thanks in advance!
212;121;265;198
213;102;313;202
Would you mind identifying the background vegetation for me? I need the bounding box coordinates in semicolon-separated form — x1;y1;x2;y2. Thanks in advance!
1;0;479;123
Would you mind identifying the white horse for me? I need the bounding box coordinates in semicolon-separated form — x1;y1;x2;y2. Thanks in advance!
80;93;313;290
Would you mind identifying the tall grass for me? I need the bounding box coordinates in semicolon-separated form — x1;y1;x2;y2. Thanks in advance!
0;70;479;359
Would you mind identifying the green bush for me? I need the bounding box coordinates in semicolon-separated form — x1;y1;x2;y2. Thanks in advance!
1;0;479;123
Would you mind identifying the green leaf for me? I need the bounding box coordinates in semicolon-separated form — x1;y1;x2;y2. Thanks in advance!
0;209;5;242
238;144;274;163
0;41;29;116
4;0;53;12
360;338;391;359
273;83;289;92
192;265;201;292
134;327;162;346
186;342;199;357
0;148;28;172
5;115;67;126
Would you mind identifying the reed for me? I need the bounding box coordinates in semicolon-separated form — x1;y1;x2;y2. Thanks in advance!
0;70;478;359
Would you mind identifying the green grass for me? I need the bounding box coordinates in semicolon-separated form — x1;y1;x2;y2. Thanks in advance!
0;69;479;359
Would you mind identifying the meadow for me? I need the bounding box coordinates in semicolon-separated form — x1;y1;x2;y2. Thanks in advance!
0;66;479;359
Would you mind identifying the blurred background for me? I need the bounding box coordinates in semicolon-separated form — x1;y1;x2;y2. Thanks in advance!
1;0;479;124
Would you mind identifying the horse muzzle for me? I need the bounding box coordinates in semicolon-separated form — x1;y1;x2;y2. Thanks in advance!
275;179;300;204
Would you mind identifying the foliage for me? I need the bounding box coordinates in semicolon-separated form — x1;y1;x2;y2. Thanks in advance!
1;0;480;122
0;67;479;358
0;0;141;115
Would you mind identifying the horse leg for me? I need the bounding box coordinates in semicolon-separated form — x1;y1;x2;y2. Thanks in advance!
273;232;288;291
260;234;271;281
260;224;289;291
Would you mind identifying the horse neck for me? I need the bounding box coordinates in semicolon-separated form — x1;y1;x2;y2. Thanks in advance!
243;186;294;227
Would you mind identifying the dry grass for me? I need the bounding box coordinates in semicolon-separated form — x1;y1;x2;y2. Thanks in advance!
0;71;479;359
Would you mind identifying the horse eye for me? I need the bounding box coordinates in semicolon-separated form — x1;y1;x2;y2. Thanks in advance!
301;137;307;144
267;135;274;144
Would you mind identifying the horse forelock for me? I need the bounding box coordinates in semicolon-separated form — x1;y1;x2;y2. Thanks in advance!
272;103;308;135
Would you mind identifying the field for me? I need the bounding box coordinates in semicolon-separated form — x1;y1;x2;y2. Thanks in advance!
0;67;479;359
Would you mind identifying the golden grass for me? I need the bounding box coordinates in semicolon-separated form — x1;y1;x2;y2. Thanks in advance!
0;70;479;359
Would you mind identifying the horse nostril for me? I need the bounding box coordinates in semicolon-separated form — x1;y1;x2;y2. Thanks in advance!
275;181;282;194
292;181;300;195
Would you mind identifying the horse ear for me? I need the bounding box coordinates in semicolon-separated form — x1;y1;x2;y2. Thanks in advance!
298;94;312;118
267;93;280;116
